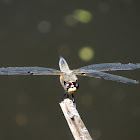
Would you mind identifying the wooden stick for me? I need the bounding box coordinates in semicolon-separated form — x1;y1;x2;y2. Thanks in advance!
59;99;93;140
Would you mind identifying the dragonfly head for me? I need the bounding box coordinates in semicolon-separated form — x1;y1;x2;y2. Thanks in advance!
64;80;79;93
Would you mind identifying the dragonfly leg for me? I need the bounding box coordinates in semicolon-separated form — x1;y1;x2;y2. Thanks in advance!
62;92;68;101
62;92;76;106
67;94;69;98
72;94;76;104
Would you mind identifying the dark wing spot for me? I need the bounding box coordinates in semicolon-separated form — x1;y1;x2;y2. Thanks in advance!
28;71;33;75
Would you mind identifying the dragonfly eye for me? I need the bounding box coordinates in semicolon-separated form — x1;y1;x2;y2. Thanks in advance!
72;82;77;86
66;83;72;88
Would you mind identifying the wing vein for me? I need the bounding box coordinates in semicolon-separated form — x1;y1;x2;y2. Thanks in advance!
0;67;61;75
76;71;139;84
73;63;140;72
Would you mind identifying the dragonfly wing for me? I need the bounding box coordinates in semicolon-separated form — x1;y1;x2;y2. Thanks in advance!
0;67;61;75
73;63;140;72
76;71;139;84
59;57;71;72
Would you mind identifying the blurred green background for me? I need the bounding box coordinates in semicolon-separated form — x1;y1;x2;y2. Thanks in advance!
0;0;140;140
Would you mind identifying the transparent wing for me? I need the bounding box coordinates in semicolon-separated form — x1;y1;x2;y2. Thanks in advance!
0;67;61;75
73;63;140;72
59;57;71;72
76;71;139;84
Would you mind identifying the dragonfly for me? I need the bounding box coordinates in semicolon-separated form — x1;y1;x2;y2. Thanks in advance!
0;57;140;103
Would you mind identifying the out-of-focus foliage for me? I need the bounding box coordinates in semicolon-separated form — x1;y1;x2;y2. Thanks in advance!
65;9;92;26
73;9;92;24
65;14;78;27
16;113;27;127
38;21;51;34
79;46;95;61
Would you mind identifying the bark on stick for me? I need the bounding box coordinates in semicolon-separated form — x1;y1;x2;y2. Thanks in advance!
59;99;93;140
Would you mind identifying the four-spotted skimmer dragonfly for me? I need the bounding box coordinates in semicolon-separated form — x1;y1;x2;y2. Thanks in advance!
0;57;139;102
